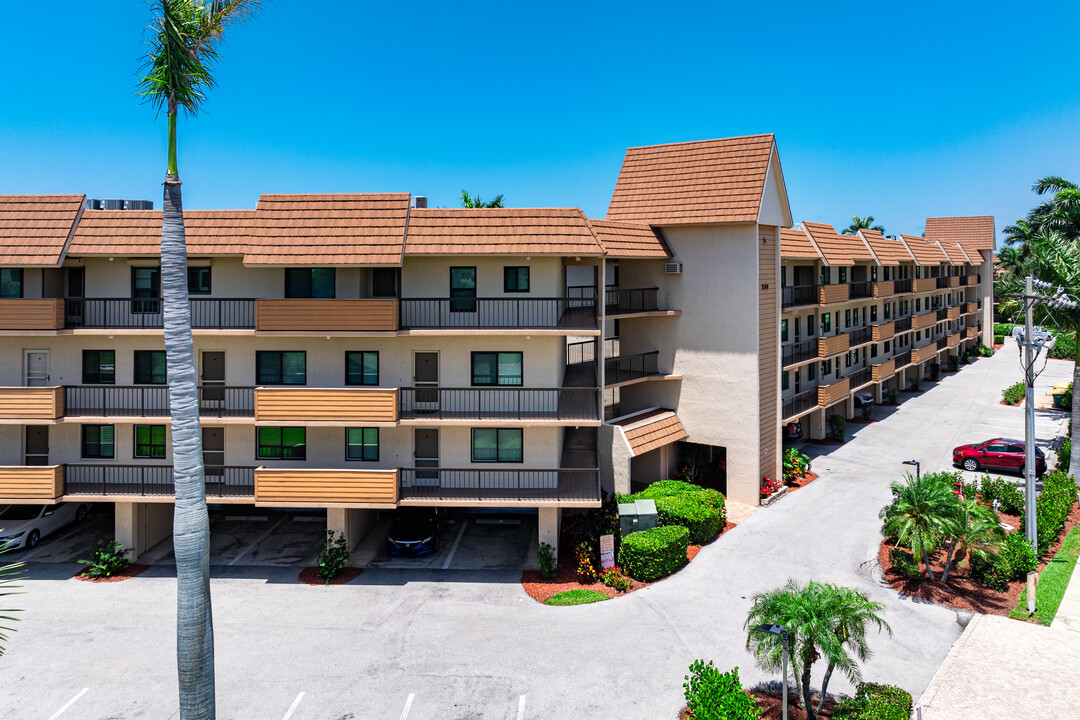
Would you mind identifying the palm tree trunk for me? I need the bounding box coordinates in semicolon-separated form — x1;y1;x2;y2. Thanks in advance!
800;652;817;720
162;174;216;719
816;661;835;714
1070;338;1079;481
920;537;936;581
942;538;957;583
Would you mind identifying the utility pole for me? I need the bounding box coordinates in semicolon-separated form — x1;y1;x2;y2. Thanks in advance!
1022;275;1037;614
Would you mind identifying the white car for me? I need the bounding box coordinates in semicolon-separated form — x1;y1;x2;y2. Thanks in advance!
0;503;91;550
854;391;875;408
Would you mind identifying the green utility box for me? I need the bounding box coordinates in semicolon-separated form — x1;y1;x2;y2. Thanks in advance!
618;499;657;538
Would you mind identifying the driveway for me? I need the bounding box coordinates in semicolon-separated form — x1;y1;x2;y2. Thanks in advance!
3;348;1074;720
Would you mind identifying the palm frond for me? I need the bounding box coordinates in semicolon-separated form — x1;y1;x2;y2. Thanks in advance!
1033;176;1078;195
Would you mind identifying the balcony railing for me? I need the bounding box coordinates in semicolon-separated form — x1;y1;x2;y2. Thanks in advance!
960;274;974;286
782;339;818;366
65;464;255;498
566;338;618;365
894;350;912;367
605;351;661;384
894;317;912;332
935;276;949;289
782;388;817;420
893;279;913;294
398;467;600;503
63;385;255;418
398;297;597;330
848;366;872;388
782;285;818;308
936;308;948;321
848;327;872;346
849;281;872;299
398;387;599;421
65;298;256;329
936;337;947;350
606;287;659;315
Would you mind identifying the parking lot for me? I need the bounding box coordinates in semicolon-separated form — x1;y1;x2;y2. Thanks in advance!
369;511;535;571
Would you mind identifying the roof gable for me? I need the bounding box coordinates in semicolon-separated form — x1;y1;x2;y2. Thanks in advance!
0;194;85;266
925;216;995;251
587;219;670;258
69;209;254;257
780;227;822;261
801;221;874;265
856;229;913;265
899;234;949;265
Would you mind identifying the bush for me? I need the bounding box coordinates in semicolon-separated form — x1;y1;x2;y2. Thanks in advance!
1002;381;1025;406
1049;332;1076;360
948;355;960;371
619;525;689;581
970;550;1009;591
621;479;727;529
974;475;1025;515
1058;438;1071;473
885;387;898;404
79;540;130;578
999;531;1038;581
1025;470;1078;554
977;343;995;357
911;377;921;391
682;661;760;720
316;530;351;580
783;446;812;484
833;682;913;720
599;566;633;593
994;323;1015;337
538;542;557;580
994;334;1005;345
575;542;597;583
827;413;846;442
888;547;921;580
656;495;721;544
929;363;941;380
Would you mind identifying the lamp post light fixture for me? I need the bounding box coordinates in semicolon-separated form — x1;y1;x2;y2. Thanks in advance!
754;623;790;720
902;459;920;479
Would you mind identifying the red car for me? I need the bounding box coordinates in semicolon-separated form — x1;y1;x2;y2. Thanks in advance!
953;438;1046;477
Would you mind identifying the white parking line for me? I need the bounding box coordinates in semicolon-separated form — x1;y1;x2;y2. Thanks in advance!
398;693;415;720
228;515;288;566
442;521;468;570
517;694;527;720
282;691;304;720
47;688;88;720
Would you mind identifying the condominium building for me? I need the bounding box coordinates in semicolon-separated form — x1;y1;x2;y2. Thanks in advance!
0;136;993;558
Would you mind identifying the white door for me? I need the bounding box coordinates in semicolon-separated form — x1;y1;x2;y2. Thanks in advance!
25;350;50;386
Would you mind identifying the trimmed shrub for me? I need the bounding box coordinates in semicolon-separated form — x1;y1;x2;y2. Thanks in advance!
999;531;1038;581
1025;470;1078;554
833;682;912;720
888;547;921;581
994;334;1005;345
948;355;960;371
682;661;760;720
1058;438;1071;473
619;525;689;581
974;475;1025;515
929;363;941;380
977;343;995;357
537;542;557;580
994;323;1015;337
1002;381;1025;406
885;387;898;404
620;479;727;529
1049;332;1076;360
827;413;846;442
861;402;875;420
970;551;1009;591
79;540;130;579
316;529;351;581
655;495;721;544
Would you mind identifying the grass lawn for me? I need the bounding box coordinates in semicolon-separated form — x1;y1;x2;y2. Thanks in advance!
1010;525;1080;625
543;589;609;606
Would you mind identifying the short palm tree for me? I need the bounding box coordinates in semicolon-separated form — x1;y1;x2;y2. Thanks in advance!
0;544;24;656
815;585;891;713
137;2;258;717
940;497;1003;582
844;215;885;235
460;190;505;208
879;473;955;580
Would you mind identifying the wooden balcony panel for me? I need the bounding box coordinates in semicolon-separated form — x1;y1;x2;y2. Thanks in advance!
0;465;63;501
947;276;961;288
818;284;850;305
947;306;960;320
0;386;63;419
966;327;979;339
912;278;936;293
948;333;961;348
0;298;64;330
872;359;895;383
254;388;398;423
912;344;938;365
964;302;978;314
817;378;850;406
818;333;850;357
254;468;398;505
912;312;937;331
872;280;895;298
255;299;399;332
872;322;895;342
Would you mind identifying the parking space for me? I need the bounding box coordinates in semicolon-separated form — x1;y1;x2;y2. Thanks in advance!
8;503;112;564
368;510;535;571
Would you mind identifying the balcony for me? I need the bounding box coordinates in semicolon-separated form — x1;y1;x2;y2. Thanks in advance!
605;287;668;316
818;377;850;406
398;467;600;505
64;386;254;418
848;366;873;389
893;279;913;294
872;359;895;383
872;280;895;298
848;327;872;346
966;326;979;340
819;284;850;304
872;321;895;342
0;298;65;330
893;350;912;368
0;465;63;501
782;285;818;308
782;339;818;366
64;465;254;499
254;468;398;506
947;306;960;320
399;297;597;331
912;312;937;331
936;308;948;322
818;333;850;357
964;302;978;315
606;351;661;385
912;278;936;293
0;387;63;420
935;276;950;289
782;388;818;420
960;274;974;286
936;337;947;351
65;298;256;329
256;299;398;332
254;388;397;423
398;387;599;422
894;317;913;332
947;276;961;288
948;332;961;348
849;281;872;299
912;344;938;365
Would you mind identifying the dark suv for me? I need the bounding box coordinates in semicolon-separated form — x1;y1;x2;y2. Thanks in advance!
952;438;1046;477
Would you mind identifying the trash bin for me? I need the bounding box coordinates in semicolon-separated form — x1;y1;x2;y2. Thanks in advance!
1052;382;1071;409
618;499;657;538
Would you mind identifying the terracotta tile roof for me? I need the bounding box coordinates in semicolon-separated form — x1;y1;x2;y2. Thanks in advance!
0;194;84;266
587;219;670;258
936;239;974;266
69;209;254;256
856;229;914;265
899;234;949;265
780;227;822;260
244;193;410;265
924;216;995;251
606;134;775;225
405;208;603;256
614;409;688;456
801;222;874;265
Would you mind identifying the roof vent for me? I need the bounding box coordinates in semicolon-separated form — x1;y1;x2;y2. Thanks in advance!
411;195;428;209
886;235;897;240
664;262;683;275
85;199;154;210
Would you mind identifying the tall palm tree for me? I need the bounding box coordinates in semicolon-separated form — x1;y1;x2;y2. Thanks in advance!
0;543;24;656
460;190;505;208
843;215;885;235
137;2;258;717
816;585;891;714
940;496;1003;582
879;473;954;580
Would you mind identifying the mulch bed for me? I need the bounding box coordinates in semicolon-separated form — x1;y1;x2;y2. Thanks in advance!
521;522;735;604
805;438;846;446
785;471;819;492
1000;399;1023;407
74;564;151;583
993;343;1005;350
848;417;877;424
679;691;836;719
879;503;1080;614
298;566;363;586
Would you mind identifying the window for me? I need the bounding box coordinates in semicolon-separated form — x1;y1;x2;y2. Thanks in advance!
845;309;851;328
808;314;816;337
135;425;167;458
450;266;477;312
256;351;306;385
782;371;789;391
471;428;523;462
780;319;788;342
870;305;878;322
257;427;306;460
131;267;160;313
821;313;832;334
285;268;335;298
471;352;523;386
346;428;379;461
821;359;832;376
82;350;115;384
884;303;891;320
81;425;115;459
503;266;530;293
0;268;22;298
871;266;878;281
345;351;379;386
845;352;853;368
134;350;167;384
839;267;847;283
871;344;878;358
794;317;800;338
808;363;817;381
187;267;211;294
781;266;787;287
820;267;831;285
372;267;399;298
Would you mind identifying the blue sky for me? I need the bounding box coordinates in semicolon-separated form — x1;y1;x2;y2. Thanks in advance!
2;2;1078;247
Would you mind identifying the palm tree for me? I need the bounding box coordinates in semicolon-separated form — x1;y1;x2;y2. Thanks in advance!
843;215;885;235
0;543;24;656
879;473;954;580
460;190;505;208
940;497;1003;582
816;585;891;714
137;2;258;717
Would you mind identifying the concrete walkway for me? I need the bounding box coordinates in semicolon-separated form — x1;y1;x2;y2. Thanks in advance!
1050;558;1080;633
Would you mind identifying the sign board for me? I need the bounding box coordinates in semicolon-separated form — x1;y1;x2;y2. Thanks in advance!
599;534;615;569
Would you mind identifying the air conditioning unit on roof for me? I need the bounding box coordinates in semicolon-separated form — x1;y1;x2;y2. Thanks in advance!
664;262;683;275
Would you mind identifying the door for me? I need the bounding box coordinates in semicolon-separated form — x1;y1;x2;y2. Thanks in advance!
24;350;50;387
981;442;1008;469
449;266;476;312
25;426;49;466
201;351;226;411
1004;443;1026;471
65;267;85;326
203;427;225;493
413;428;439;484
413;351;439;412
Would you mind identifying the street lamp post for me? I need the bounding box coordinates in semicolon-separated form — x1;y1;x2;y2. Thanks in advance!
754;623;789;720
902;459;920;479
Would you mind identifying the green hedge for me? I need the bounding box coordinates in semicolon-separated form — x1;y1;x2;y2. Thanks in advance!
963;475;1025;515
1002;381;1025;405
999;531;1038;581
619;525;689;581
994;323;1015;337
1058;438;1072;473
618;479;727;531
1049;332;1076;360
655;495;721;545
1026;470;1078;555
833;682;912;720
682;661;760;720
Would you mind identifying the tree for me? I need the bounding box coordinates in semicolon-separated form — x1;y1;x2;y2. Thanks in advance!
0;543;24;657
460;190;505;208
744;580;889;720
137;2;259;717
879;473;954;580
844;215;885;235
940;496;1004;582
